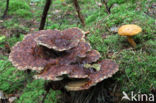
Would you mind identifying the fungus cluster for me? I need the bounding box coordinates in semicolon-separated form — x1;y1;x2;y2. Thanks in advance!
9;27;118;91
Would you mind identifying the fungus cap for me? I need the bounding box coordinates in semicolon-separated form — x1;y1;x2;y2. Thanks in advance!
81;50;101;64
35;27;84;51
65;80;89;91
59;41;91;65
9;30;58;72
34;64;88;81
34;59;118;91
118;24;142;36
65;60;119;91
9;28;119;92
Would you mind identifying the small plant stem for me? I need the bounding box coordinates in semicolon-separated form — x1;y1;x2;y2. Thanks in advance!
2;0;10;19
73;0;85;27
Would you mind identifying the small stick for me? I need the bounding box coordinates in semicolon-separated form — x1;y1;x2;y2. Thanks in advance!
84;31;90;35
73;0;85;27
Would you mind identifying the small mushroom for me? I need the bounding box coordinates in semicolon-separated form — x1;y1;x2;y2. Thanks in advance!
118;24;142;47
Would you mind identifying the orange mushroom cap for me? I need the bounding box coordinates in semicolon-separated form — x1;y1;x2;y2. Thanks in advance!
118;24;142;36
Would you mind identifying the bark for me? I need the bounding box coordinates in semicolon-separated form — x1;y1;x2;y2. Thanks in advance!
73;0;85;27
2;0;9;19
39;0;52;30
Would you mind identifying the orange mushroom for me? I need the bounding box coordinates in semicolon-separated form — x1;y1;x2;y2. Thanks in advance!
118;24;142;48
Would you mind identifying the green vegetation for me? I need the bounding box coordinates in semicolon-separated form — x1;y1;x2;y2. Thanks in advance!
8;0;32;18
0;35;23;48
0;56;26;93
117;50;156;93
16;80;59;103
0;0;155;102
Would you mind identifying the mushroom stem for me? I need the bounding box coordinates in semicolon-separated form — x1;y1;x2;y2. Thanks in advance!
127;36;136;48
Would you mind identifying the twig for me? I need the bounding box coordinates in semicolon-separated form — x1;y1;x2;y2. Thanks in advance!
2;0;9;19
39;0;52;30
101;0;113;14
73;0;85;27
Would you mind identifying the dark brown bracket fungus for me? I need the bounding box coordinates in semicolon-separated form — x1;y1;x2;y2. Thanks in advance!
81;49;101;64
65;59;118;91
9;27;119;92
35;27;84;51
58;41;92;65
9;30;59;72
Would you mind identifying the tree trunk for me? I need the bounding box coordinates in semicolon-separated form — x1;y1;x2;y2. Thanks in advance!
73;0;85;27
2;0;9;19
39;0;52;30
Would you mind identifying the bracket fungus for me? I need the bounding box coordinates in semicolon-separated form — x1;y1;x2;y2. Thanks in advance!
118;24;142;48
35;27;84;51
9;27;119;91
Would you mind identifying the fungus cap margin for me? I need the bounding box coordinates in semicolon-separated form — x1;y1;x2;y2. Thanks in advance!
9;30;58;72
118;24;142;36
65;59;119;91
35;27;85;51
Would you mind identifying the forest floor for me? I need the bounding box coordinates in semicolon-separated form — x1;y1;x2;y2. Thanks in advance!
0;0;156;103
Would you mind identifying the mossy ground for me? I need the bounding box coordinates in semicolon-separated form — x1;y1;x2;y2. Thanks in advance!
0;0;155;102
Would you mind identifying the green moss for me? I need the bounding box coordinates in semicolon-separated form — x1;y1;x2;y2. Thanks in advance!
44;89;60;103
0;35;24;48
16;80;59;103
143;40;156;56
0;56;26;93
16;80;45;103
14;9;32;18
47;24;60;29
87;34;123;58
0;0;32;18
0;36;6;43
9;0;30;12
116;50;156;93
1;19;18;28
